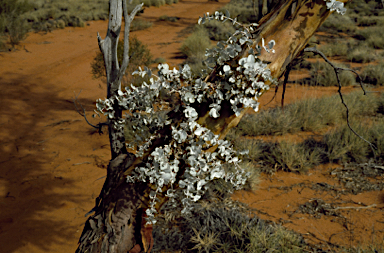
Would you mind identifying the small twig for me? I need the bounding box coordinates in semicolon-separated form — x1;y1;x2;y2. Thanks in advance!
310;224;334;252
305;231;340;249
281;66;290;110
72;162;91;166
304;47;376;153
264;84;278;107
332;204;377;211
73;90;107;134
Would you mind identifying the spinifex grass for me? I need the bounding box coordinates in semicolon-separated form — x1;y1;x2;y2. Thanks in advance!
228;91;384;173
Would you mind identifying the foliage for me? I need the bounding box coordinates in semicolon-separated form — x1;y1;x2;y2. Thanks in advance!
360;62;384;86
318;40;350;57
180;26;212;76
21;0;173;33
202;18;236;41
346;45;377;63
235;91;381;137
158;15;180;22
347;0;383;16
0;0;34;48
91;36;153;87
318;13;356;34
131;19;152;31
353;26;384;49
308;61;355;86
95;10;280;223
92;0;349;233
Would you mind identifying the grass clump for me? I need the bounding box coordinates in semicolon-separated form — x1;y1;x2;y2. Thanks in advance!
158;15;180;22
202;19;236;41
353;27;384;49
318;14;356;34
354;16;384;27
180;26;211;76
322;123;370;163
347;0;383;16
318;40;350;57
180;26;211;59
237;95;339;136
152;202;310;253
346;46;377;63
360;62;384;86
227;92;384;173
236;91;381;137
130;19;152;31
308;61;355;87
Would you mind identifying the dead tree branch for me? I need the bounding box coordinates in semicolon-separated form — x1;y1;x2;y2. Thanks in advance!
73;90;107;134
304;47;376;152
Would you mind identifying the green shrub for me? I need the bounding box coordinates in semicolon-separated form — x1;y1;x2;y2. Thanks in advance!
318;41;350;57
353;27;384;49
180;26;212;76
360;62;384;86
368;118;384;160
56;19;65;29
290;59;313;70
0;0;35;47
346;46;377;63
318;14;356;34
202;19;236;41
131;19;152;31
153;57;166;64
181;27;211;56
309;61;356;87
236;91;381;138
354;16;384;27
219;0;259;24
322;123;370;163
347;0;382;16
237;96;338;136
270;141;322;172
7;14;30;46
218;0;282;24
158;15;180;22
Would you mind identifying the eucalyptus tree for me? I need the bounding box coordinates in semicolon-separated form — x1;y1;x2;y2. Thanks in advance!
76;0;347;252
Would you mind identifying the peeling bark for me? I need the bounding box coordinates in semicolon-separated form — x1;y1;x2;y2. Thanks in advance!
77;0;348;252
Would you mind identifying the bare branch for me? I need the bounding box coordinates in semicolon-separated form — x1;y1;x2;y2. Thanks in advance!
119;2;144;79
73;90;107;134
304;47;376;152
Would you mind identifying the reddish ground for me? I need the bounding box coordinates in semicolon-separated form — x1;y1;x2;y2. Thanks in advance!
0;0;383;252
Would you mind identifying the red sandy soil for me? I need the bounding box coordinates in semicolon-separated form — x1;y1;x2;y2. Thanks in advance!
0;0;383;252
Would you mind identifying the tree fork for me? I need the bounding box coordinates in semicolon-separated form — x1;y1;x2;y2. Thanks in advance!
77;0;348;252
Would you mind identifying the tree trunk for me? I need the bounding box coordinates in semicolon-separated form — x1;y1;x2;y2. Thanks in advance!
77;0;347;252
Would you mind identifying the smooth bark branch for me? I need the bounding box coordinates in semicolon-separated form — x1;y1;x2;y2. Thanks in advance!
77;0;348;252
97;0;143;159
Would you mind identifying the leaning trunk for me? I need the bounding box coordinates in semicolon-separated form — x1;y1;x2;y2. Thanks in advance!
77;0;347;252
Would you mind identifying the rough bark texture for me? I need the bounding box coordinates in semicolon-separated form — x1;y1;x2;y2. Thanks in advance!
77;0;348;252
